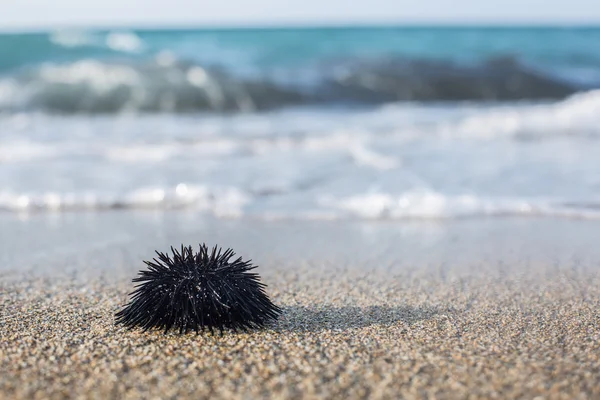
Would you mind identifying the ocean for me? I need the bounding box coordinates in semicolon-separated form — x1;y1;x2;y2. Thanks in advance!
1;26;600;220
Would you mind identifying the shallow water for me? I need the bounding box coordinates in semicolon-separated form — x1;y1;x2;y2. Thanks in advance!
1;27;599;220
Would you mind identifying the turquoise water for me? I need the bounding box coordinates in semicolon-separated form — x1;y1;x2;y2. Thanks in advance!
3;27;600;72
0;27;599;112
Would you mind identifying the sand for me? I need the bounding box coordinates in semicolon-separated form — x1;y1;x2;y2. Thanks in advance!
1;214;600;399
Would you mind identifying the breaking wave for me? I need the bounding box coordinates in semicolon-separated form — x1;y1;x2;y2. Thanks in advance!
2;186;600;221
0;185;250;217
0;56;588;114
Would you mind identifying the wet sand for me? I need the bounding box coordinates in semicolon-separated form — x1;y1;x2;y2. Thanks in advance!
1;214;599;399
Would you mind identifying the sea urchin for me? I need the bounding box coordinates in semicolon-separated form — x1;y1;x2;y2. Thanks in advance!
115;244;281;334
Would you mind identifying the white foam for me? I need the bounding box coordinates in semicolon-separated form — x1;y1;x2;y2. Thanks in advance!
105;32;145;53
1;92;599;222
105;144;179;163
49;30;145;54
0;79;23;109
0;141;57;162
1;184;599;221
49;30;97;48
155;51;178;67
0;185;249;216
38;60;140;90
435;90;600;139
348;144;399;170
319;190;600;220
0;136;330;164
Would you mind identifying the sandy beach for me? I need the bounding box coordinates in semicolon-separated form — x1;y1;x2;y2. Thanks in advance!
2;21;600;400
1;213;600;399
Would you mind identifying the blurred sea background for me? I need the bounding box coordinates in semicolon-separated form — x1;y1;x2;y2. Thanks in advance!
1;26;600;220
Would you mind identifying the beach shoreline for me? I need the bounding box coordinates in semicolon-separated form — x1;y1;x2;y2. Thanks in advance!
1;213;600;398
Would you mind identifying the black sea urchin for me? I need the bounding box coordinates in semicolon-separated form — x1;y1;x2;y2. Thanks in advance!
115;244;281;334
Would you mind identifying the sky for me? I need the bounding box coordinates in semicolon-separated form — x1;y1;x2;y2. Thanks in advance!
1;0;600;31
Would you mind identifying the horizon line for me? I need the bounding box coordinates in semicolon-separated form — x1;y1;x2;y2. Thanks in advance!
2;19;600;34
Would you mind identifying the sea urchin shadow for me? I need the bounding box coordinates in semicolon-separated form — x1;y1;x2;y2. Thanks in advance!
275;305;441;332
115;244;281;334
